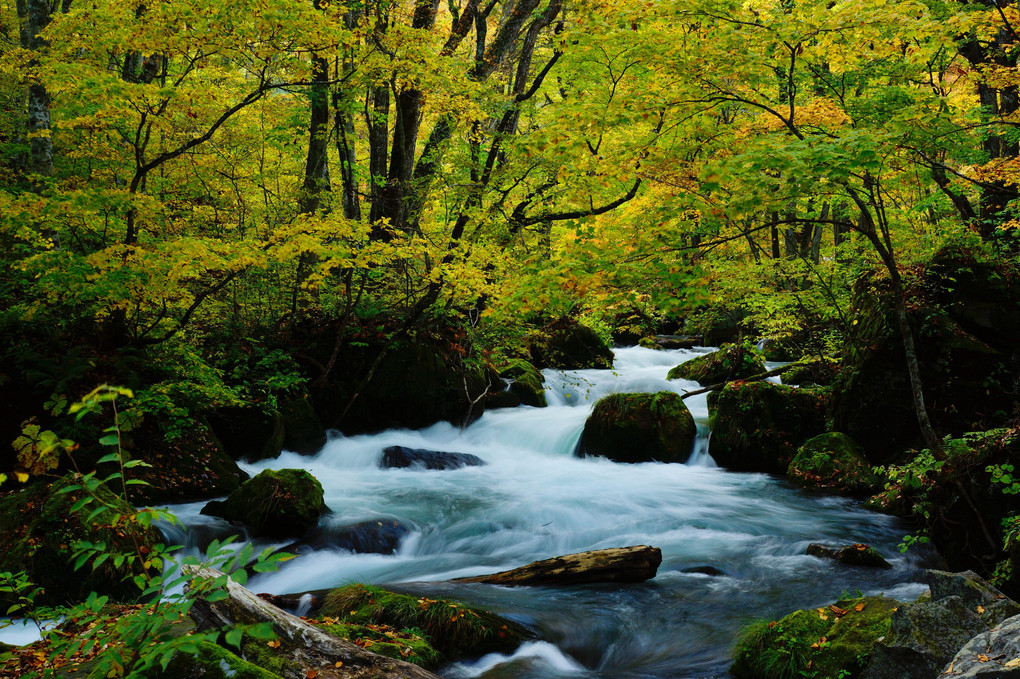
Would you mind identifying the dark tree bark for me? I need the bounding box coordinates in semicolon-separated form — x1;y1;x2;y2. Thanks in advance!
16;0;56;180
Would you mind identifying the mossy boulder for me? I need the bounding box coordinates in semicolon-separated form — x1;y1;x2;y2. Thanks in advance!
279;397;327;455
498;359;547;408
708;381;827;474
308;328;489;434
202;469;328;539
732;596;900;679
123;420;249;504
154;641;282;679
787;433;881;497
530;318;613;370
579;392;697;463
832;245;1020;462
208;405;285;462
315;622;442;669
782;358;839;387
667;342;766;385
0;476;163;606
318;584;529;661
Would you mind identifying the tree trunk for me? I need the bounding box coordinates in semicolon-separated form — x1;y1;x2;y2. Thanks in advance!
17;0;54;180
299;53;331;215
452;545;662;586
186;566;441;679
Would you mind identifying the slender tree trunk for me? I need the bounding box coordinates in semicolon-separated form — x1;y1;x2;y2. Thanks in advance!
17;0;54;180
299;54;331;215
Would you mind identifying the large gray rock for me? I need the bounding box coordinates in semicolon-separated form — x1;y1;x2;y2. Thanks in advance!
863;571;1020;679
941;614;1020;677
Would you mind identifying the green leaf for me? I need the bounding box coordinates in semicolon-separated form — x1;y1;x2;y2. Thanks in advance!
98;435;120;447
224;628;243;648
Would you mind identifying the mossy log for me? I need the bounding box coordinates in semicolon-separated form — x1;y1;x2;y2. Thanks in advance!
185;567;439;679
452;545;661;586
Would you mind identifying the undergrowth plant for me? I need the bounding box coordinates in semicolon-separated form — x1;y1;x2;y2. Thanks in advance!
4;385;286;678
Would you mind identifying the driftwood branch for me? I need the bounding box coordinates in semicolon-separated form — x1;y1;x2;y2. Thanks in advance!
185;566;440;679
679;364;793;400
452;545;661;586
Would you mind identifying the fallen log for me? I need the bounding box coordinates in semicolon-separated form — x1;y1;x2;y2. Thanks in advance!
679;364;792;400
452;545;661;586
185;566;440;679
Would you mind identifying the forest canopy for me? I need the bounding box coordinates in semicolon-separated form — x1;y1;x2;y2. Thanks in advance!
1;0;1018;456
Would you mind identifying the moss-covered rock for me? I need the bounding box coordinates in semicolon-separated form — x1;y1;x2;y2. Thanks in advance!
124;420;249;504
307;327;489;434
787;433;881;497
315;622;442;669
781;358;838;387
153;641;282;679
318;584;529;661
530;318;613;370
667;343;766;385
279;397;326;455
208;406;285;462
732;596;899;679
498;359;547;408
579;392;697;463
832;245;1020;462
202;469;327;539
0;476;163;606
708;381;828;474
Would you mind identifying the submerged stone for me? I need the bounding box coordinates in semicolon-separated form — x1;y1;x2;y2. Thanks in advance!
807;543;892;569
381;446;485;470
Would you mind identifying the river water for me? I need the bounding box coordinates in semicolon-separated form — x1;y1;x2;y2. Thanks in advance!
163;345;928;678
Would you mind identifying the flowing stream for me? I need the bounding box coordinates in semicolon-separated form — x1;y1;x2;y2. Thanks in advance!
163;346;928;678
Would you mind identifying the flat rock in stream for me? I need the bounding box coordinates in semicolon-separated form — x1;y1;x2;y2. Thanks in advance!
381;446;485;470
453;545;662;586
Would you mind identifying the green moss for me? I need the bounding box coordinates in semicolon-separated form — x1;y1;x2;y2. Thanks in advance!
206;469;327;539
787;433;881;497
579;391;697;463
154;641;283;679
318;584;528;660
782;359;838;387
0;476;162;607
667;342;765;385
732;597;898;679
499;359;547;408
317;623;442;668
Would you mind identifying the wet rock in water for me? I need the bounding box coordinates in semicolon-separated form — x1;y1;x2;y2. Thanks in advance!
788;432;882;497
807;543;892;568
579;391;696;464
666;342;766;385
639;335;702;350
732;595;900;679
207;405;285;462
453;545;662;586
381;446;485;470
530;317;613;370
280;396;327;455
302;519;411;555
862;570;1020;679
708;380;827;473
941;614;1020;677
499;358;547;408
202;468;328;539
683;566;725;576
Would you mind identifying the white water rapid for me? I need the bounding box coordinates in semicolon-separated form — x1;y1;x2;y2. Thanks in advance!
160;345;928;678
